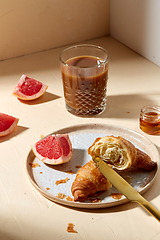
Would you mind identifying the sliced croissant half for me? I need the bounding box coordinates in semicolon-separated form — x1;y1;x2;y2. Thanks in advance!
88;135;157;171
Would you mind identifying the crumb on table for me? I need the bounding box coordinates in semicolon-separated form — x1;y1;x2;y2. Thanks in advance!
67;223;77;233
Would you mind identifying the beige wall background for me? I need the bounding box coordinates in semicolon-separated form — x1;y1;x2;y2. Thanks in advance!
1;0;160;67
110;0;160;67
0;0;110;61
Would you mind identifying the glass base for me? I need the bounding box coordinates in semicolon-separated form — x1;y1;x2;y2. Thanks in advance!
65;103;106;117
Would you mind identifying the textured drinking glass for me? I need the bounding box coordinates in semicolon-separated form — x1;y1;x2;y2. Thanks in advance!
59;44;109;116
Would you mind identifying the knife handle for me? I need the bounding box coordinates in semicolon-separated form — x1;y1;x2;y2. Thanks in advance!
135;196;160;222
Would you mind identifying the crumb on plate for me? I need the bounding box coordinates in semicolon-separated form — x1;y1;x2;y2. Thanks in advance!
88;197;101;203
66;196;74;202
55;177;69;186
75;165;82;168
56;192;66;199
29;163;40;168
65;170;75;174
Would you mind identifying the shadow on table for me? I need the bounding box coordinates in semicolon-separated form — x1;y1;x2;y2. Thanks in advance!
18;91;60;105
0;125;29;143
99;93;158;119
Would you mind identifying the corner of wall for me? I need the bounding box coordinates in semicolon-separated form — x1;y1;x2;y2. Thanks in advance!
110;0;160;67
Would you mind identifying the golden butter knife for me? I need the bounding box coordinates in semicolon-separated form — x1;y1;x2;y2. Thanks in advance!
92;156;160;222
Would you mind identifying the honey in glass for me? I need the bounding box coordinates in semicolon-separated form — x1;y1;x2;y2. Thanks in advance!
140;105;160;135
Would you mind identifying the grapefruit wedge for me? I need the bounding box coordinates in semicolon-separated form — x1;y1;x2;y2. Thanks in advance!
31;134;73;165
0;113;19;136
13;75;48;100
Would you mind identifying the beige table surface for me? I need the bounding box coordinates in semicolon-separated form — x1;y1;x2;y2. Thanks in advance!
0;36;160;240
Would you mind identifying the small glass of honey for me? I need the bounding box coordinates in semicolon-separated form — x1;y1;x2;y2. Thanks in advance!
140;105;160;135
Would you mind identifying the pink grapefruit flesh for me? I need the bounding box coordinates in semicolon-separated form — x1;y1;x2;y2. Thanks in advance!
13;75;48;100
31;134;73;165
0;113;19;136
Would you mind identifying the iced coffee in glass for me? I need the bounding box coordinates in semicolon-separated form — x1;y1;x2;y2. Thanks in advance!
59;44;109;116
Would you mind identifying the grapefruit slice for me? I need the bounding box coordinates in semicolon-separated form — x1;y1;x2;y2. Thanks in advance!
13;75;48;100
31;134;73;165
0;113;19;136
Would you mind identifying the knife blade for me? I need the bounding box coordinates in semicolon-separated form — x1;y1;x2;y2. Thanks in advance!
92;155;160;222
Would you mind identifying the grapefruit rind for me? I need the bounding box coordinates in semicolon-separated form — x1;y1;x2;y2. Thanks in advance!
0;113;19;137
31;134;73;165
13;75;48;100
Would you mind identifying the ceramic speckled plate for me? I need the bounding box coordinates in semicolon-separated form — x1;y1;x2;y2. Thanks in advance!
26;124;159;209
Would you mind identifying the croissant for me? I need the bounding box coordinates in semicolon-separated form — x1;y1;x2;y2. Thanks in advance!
71;160;112;202
88;135;157;171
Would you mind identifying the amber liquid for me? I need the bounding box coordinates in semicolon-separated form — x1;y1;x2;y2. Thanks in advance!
61;56;108;115
140;112;160;135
